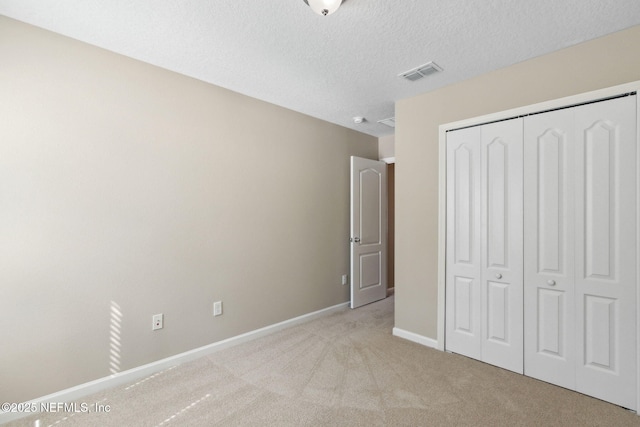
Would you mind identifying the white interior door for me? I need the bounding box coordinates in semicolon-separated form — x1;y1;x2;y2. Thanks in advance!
524;108;576;389
480;119;524;374
445;126;482;360
573;96;637;410
350;156;387;309
444;88;638;410
445;120;523;374
525;95;637;408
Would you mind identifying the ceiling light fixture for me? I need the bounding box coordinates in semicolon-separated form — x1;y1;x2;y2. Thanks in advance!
303;0;343;16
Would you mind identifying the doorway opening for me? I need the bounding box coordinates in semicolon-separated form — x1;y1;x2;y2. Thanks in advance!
387;162;395;296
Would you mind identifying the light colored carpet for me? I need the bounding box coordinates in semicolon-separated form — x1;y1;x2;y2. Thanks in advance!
7;296;640;426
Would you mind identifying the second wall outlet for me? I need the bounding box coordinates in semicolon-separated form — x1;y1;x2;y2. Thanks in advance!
152;313;163;330
213;301;223;317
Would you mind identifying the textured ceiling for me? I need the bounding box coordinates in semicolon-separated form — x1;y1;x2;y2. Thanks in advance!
1;1;640;137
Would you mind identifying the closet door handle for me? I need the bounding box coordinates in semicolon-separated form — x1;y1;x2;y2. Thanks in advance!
547;280;556;286
495;273;502;279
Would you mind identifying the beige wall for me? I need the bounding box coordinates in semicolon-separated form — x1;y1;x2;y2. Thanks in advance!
378;134;395;160
395;25;640;340
0;17;377;403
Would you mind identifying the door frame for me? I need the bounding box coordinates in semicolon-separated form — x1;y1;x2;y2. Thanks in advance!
382;157;395;296
437;80;640;410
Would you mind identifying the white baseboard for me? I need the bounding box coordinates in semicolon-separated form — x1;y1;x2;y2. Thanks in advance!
0;301;349;425
392;327;438;349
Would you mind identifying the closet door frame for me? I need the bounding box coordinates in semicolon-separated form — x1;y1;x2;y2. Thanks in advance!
437;80;640;411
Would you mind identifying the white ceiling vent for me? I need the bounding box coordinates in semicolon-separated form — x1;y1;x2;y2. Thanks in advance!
399;61;442;81
377;117;396;128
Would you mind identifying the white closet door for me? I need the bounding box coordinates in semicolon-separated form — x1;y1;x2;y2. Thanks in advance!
446;92;637;409
446;126;482;360
523;108;576;389
574;96;637;410
480;119;524;374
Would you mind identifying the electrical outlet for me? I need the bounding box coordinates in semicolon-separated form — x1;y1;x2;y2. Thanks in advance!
152;313;163;330
213;301;223;317
342;274;349;285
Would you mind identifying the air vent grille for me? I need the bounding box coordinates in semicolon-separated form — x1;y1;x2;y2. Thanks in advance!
399;61;442;81
377;117;396;128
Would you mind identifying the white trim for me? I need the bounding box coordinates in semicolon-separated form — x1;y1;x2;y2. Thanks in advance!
441;81;639;132
0;301;349;424
437;124;447;351
438;80;640;413
393;327;438;349
381;156;396;164
636;92;640;414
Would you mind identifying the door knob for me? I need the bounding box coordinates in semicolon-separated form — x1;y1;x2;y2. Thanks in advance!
495;273;502;279
352;237;360;243
547;280;556;286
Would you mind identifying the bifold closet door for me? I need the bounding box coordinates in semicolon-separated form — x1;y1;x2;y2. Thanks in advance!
524;95;637;410
446;126;482;361
480;120;523;374
524;108;576;390
574;96;637;410
446;119;523;374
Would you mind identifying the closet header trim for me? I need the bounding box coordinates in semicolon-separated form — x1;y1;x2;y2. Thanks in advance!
446;91;637;133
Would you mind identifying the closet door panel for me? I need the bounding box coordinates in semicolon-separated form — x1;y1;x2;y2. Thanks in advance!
523;109;576;389
480;119;524;374
574;96;637;410
446;126;482;360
